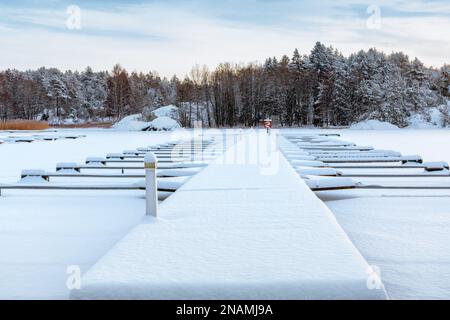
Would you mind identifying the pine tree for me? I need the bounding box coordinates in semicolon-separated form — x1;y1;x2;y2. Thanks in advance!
79;67;108;120
438;65;450;98
330;56;352;125
41;68;69;121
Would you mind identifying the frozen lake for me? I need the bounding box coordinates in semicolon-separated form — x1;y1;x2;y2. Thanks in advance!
1;128;450;299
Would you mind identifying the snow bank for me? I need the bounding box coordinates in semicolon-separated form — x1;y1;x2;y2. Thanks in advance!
407;103;450;129
407;114;437;129
406;107;444;129
429;108;442;126
350;120;399;130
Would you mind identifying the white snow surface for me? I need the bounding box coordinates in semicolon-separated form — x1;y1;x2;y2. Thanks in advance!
319;191;450;299
349;120;399;130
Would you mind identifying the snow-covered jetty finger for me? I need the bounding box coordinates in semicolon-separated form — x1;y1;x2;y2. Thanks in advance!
98;158;213;164
282;134;450;190
301;146;374;151
0;133;85;144
56;162;209;172
2;178;185;191
123;149;223;156
21;168;202;180
295;167;341;177
331;162;448;171
320;155;423;164
307;150;401;157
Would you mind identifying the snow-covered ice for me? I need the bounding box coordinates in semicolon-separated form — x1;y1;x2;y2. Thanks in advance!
320;190;450;299
329;129;450;299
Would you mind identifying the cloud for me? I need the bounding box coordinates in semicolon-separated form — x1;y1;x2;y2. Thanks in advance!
0;0;448;76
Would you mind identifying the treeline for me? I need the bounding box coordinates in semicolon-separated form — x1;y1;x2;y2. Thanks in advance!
1;42;449;127
0;65;176;124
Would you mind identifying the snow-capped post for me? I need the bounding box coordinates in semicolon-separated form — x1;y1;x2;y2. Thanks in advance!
145;152;158;217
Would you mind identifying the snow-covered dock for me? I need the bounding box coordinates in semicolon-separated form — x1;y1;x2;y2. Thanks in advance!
71;132;387;300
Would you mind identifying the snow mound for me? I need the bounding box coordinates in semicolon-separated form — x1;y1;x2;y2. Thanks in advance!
350;120;399;130
407;113;437;129
407;105;450;129
429;107;444;126
113;106;181;131
152;105;178;118
146;117;180;131
112;114;149;131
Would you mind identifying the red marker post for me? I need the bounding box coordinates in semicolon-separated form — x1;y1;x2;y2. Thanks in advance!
263;119;272;134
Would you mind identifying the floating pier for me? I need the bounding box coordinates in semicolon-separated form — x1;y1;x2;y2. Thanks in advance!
71;132;387;300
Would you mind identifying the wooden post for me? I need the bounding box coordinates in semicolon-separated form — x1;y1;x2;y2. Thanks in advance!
145;153;158;217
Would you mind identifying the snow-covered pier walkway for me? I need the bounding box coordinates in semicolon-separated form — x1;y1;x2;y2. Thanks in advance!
72;131;387;300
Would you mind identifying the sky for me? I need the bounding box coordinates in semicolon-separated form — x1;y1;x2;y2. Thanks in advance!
0;0;449;77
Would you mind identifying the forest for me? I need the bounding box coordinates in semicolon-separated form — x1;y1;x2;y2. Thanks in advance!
1;42;449;128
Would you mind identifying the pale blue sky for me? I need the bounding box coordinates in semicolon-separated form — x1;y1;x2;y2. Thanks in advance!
0;0;449;76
